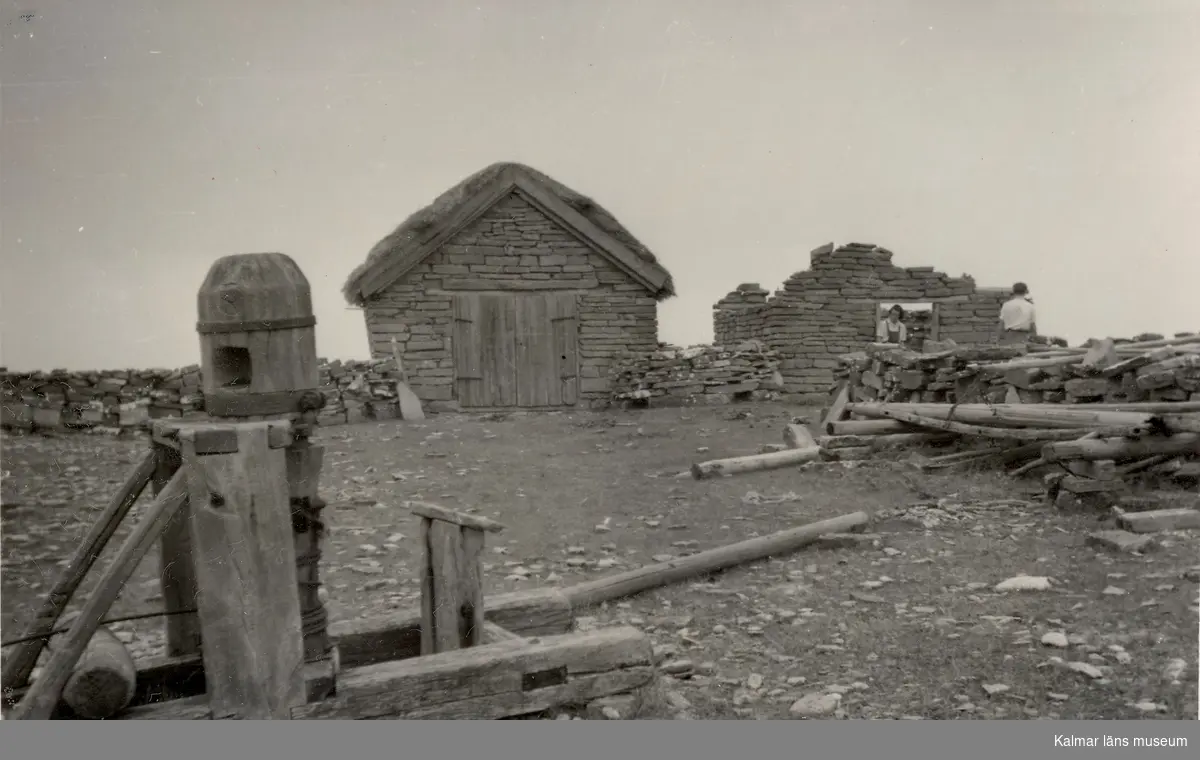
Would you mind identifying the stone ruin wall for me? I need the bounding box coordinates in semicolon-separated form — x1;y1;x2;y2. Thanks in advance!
714;242;1010;404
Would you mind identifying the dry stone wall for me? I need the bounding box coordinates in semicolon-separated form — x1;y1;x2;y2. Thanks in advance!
363;192;659;408
714;242;1010;404
0;358;411;434
608;340;783;406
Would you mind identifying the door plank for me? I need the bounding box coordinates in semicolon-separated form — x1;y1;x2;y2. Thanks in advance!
552;294;580;405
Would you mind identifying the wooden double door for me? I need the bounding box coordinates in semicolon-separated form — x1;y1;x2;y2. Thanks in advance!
452;292;580;408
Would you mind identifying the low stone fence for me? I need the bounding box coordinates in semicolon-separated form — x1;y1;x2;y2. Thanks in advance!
0;358;411;434
608;341;784;406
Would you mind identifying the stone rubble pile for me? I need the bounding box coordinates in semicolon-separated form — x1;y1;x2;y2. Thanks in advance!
609;340;784;406
0;358;411;434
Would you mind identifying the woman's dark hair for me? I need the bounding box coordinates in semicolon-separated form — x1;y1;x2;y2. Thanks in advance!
887;304;905;320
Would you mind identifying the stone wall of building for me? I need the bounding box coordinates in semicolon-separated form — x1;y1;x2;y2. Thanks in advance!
362;192;659;408
713;242;1012;403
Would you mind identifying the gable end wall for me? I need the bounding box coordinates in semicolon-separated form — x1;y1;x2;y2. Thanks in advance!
361;192;658;407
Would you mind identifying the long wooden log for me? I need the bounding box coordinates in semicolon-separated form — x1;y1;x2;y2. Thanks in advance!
824;419;925;436
847;402;1160;429
691;445;822;479
60;626;137;719
857;407;1147;441
817;432;958;450
1041;433;1200;463
918;449;1006;471
9;467;190;721
1;451;158;692
562;511;870;609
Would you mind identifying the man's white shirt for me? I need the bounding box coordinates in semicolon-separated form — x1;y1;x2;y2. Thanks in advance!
999;297;1036;331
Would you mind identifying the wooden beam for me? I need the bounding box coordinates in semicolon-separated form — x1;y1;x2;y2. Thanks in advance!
293;626;653;720
155;443;201;658
117;627;653;721
1;450;157;692
152;418;294;452
483;622;524;642
8;467;190;721
562;512;870;608
408;501;506;532
181;422;306;720
691;445;822;479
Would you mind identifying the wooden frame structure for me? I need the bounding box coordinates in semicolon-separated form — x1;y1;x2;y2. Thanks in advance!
1;252;655;721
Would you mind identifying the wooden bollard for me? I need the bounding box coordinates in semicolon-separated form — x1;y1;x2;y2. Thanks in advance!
186;252;333;684
408;501;506;655
180;422;306;719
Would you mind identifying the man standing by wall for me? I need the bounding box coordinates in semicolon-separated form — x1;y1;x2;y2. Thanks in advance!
996;282;1037;345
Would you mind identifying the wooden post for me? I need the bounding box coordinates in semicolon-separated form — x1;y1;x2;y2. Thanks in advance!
192;252;334;693
180;422;306;719
409;502;505;655
155;443;201;657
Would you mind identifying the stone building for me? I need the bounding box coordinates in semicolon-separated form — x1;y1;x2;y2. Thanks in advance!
713;242;1009;403
342;162;675;410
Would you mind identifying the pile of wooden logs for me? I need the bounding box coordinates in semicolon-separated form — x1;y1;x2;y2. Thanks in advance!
837;333;1200;406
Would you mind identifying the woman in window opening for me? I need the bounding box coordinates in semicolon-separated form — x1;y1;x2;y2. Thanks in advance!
876;304;907;345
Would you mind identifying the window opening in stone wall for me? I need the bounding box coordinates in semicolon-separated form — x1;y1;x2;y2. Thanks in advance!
213;346;252;388
876;302;939;350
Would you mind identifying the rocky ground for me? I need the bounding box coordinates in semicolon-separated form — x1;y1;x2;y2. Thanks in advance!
2;403;1197;719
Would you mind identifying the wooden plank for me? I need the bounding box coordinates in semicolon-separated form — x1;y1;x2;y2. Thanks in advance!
287;440;331;664
428;521;465;654
8;468;190;721
418;517;435;657
181;423;305;719
482;621;524;643
155;444;201;659
489;294;519;407
514;294;552;407
407;501;506;532
459;528;487;648
291;626;654;720
552;293;580;405
442;277;601;292
819;381;851;429
452;293;486;407
1;449;157;692
389;337;425;420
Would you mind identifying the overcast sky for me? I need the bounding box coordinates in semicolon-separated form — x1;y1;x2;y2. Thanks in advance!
2;0;1197;371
